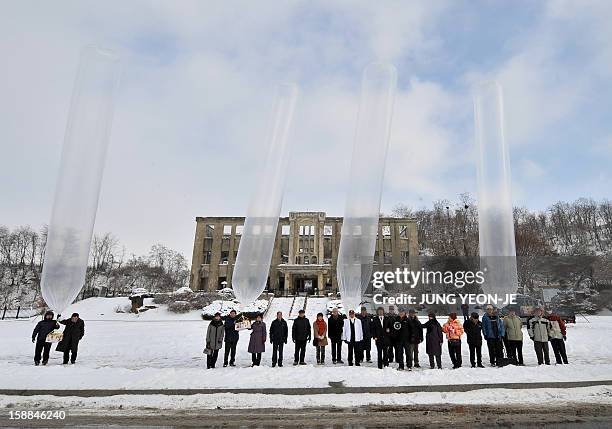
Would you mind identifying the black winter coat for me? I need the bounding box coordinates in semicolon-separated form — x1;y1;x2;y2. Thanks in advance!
269;318;288;344
408;316;424;344
32;319;59;343
60;318;85;345
292;316;311;342
423;319;443;356
463;319;483;345
356;314;372;340
394;316;412;344
327;315;345;341
372;315;393;346
224;316;239;343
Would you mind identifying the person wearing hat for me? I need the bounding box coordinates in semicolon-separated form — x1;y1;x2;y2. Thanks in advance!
292;309;311;365
342;309;364;366
248;313;266;367
205;312;225;369
407;309;423;368
31;310;59;366
463;312;484;368
59;312;85;364
442;312;464;369
423;312;444;369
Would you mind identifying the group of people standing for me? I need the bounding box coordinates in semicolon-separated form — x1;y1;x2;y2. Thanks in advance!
204;304;570;370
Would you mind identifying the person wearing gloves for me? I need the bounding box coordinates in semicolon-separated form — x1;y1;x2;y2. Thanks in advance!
503;307;524;365
32;310;60;366
342;309;364;366
548;312;569;364
292;309;311;365
312;312;329;365
248;313;266;367
482;305;506;367
527;307;551;365
269;311;288;367
205;312;224;369
442;312;464;369
423;312;444;369
59;313;85;365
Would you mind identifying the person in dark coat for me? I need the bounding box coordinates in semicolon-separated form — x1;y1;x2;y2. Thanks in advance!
423;312;443;369
394;311;412;370
292;309;311;365
356;306;373;363
327;308;345;364
461;303;470;321
407;309;423;368
32;310;59;366
482;305;506;367
464;312;484;368
59;313;85;364
205;312;225;369
248;313;266;366
223;309;239;367
269;311;288;367
371;306;392;369
386;305;397;362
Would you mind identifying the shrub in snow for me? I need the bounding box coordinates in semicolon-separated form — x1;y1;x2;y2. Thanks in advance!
201;299;270;319
168;300;191;313
130;288;149;298
327;299;345;315
218;288;235;299
152;293;172;304
173;286;193;295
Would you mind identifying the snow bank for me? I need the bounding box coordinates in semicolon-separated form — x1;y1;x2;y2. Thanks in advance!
1;386;611;413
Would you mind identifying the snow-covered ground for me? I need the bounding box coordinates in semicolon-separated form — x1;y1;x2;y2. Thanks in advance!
0;297;611;390
1;386;611;413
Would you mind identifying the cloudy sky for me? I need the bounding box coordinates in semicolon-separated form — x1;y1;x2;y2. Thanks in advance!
1;0;611;260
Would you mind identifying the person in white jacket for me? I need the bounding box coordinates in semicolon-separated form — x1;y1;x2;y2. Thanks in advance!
342;309;364;366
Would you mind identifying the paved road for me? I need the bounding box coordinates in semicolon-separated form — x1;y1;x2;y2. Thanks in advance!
1;379;611;397
1;404;611;428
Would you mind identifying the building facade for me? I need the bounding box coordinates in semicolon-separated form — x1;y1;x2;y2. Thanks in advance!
190;211;418;295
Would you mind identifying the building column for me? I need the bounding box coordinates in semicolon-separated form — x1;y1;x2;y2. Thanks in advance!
285;272;292;295
317;271;324;296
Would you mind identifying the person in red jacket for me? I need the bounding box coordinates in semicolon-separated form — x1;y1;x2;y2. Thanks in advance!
548;313;569;364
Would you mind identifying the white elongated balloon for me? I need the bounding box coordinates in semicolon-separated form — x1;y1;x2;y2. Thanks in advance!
337;63;397;313
473;81;518;295
232;83;299;305
41;46;121;313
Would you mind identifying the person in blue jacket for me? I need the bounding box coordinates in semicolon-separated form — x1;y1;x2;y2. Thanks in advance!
481;305;506;366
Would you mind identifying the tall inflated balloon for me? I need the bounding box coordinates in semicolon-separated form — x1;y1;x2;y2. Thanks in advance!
41;46;121;313
473;81;518;295
337;63;397;313
232;83;299;305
